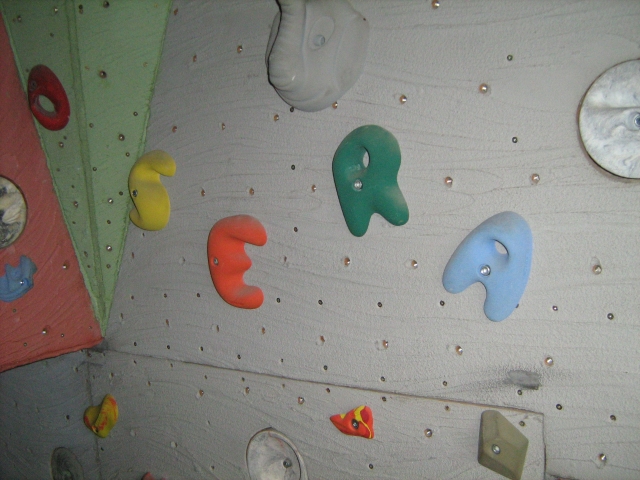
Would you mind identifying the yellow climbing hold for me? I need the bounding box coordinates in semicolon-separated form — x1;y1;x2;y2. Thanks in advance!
84;394;118;438
128;150;176;230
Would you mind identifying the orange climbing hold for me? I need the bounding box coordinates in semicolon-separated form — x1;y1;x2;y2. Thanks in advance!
330;405;374;439
84;394;118;438
207;215;267;309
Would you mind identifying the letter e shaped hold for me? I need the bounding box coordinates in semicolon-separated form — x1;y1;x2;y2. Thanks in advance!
208;215;267;309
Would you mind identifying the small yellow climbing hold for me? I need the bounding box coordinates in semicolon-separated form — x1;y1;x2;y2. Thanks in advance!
128;150;176;230
84;394;118;438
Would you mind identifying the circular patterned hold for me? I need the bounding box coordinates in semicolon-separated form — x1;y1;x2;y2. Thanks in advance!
51;447;84;480
0;177;27;249
28;65;70;131
579;59;640;178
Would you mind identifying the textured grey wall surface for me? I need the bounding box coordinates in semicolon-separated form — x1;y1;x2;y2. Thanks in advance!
103;1;640;478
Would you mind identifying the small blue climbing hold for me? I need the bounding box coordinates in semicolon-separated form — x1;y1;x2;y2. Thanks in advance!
0;255;37;302
442;212;532;322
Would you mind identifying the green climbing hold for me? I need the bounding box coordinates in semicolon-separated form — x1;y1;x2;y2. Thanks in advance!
332;125;409;237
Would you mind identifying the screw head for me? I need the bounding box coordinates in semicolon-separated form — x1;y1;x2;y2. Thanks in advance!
332;101;338;109
283;459;292;468
598;453;607;463
455;345;463;355
444;176;453;187
213;258;218;265
607;313;614;320
353;179;363;190
479;83;489;94
351;419;359;429
480;265;491;276
106;245;112;251
593;264;602;274
531;173;540;184
492;444;501;455
297;396;304;404
424;428;433;437
545;356;554;366
399;95;407;104
432;0;440;8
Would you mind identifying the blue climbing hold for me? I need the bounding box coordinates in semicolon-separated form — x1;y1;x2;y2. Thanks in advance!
0;255;37;302
442;212;532;322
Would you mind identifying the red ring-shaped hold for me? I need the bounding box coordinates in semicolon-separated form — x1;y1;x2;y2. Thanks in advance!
27;65;70;131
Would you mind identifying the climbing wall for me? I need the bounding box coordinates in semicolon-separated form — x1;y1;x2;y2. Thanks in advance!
0;0;172;332
1;0;640;479
99;1;640;478
0;14;102;372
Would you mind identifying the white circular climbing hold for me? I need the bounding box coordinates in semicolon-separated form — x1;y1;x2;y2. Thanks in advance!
579;59;640;178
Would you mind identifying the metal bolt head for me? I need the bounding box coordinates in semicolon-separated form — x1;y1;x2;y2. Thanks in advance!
480;265;491;276
492;444;501;455
545;356;554;366
400;95;407;104
598;453;607;463
332;101;338;109
507;54;513;61
283;458;292;468
424;428;433;437
479;83;489;94
531;173;540;184
106;245;112;251
444;176;453;187
353;179;363;190
431;0;440;8
382;340;388;349
99;70;107;78
593;264;602;274
455;345;463;355
213;258;218;265
343;257;351;266
273;114;279;121
411;260;418;269
297;396;304;405
512;136;518;143
236;45;243;54
132;190;138;197
58;142;64;148
351;419;359;429
118;134;125;141
607;313;614;320
107;198;114;204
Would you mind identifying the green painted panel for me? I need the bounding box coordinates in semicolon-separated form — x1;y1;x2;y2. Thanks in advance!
0;0;171;332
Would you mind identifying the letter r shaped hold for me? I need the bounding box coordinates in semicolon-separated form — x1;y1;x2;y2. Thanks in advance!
128;150;176;231
333;125;409;237
208;215;267;309
442;212;533;322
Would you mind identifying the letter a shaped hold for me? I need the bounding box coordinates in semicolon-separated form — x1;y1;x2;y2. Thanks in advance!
208;215;267;309
333;125;409;237
442;212;532;322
